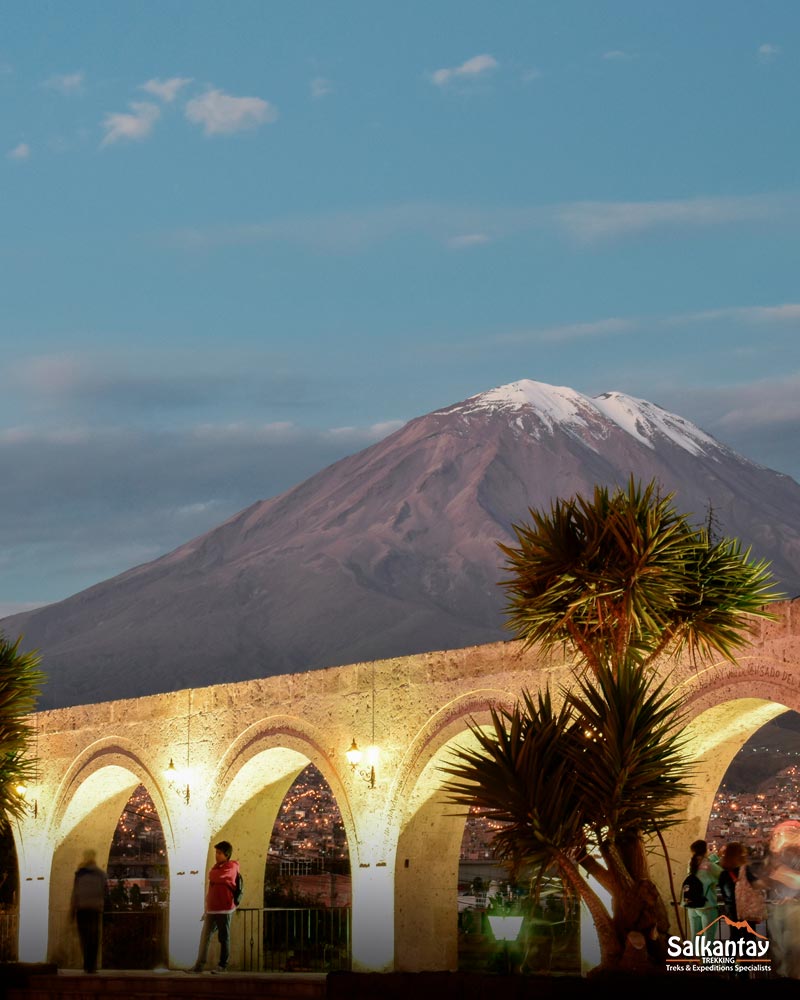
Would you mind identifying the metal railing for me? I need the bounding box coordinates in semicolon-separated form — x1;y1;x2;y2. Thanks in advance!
237;907;351;972
0;909;18;962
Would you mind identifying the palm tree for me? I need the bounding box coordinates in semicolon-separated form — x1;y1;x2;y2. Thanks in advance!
0;631;43;825
441;478;782;973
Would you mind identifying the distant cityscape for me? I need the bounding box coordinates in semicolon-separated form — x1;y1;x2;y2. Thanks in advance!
706;749;800;857
103;737;800;901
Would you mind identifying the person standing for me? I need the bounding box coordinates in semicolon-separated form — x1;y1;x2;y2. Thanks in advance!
684;839;722;940
70;849;108;974
764;822;800;980
190;840;240;974
718;843;750;940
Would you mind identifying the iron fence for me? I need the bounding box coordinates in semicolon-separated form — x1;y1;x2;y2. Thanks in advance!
237;906;351;972
0;909;18;962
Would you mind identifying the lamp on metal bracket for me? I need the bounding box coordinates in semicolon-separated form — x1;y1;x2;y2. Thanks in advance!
165;689;193;805
346;664;379;788
15;784;38;820
346;738;377;788
163;758;191;805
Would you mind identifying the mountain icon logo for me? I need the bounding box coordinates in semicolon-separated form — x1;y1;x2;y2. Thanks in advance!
697;914;768;939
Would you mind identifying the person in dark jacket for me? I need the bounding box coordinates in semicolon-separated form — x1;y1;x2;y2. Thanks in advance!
719;842;749;942
189;840;240;973
70;849;108;973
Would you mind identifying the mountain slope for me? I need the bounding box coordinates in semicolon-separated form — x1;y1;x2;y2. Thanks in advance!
4;379;800;709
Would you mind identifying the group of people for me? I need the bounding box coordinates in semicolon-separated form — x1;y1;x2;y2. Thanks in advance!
70;839;241;975
683;820;800;978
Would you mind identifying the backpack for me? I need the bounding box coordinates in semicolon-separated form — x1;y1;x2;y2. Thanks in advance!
681;872;706;908
735;869;766;924
233;872;244;906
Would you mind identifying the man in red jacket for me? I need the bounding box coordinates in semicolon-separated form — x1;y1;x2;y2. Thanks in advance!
189;840;240;973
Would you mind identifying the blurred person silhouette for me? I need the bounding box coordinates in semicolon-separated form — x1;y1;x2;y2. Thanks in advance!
69;849;108;974
764;821;800;979
718;839;767;971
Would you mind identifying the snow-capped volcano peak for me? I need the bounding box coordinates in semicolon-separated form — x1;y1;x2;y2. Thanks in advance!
451;379;722;457
591;390;720;456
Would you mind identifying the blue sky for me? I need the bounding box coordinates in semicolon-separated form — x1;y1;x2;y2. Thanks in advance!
2;1;799;613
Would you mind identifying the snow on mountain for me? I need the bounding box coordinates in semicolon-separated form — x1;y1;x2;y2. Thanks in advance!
455;379;721;457
3;378;799;710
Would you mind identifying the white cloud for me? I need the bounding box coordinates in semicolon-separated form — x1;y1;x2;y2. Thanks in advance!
100;102;161;146
758;43;781;62
185;89;277;136
326;420;405;442
163;191;799;257
310;76;332;100
498;317;636;344
446;233;490;249
556;194;782;244
676;303;800;326
432;54;498;87
707;376;800;431
140;76;193;102
602;50;635;61
43;71;85;95
7;142;30;160
497;299;800;347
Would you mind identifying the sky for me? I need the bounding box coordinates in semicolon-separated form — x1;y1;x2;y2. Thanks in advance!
1;1;799;615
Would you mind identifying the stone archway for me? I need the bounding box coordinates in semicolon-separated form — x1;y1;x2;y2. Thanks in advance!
203;716;357;972
12;597;800;972
391;690;515;972
43;740;174;969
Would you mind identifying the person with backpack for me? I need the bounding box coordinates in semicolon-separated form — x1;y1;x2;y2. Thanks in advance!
188;840;241;974
682;839;722;941
719;842;766;946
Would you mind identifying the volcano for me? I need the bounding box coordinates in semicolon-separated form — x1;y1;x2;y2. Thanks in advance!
4;379;799;710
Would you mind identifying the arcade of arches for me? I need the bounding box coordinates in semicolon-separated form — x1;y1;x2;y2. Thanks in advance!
8;598;800;972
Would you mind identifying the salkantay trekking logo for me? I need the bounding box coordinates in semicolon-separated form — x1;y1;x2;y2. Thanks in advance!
667;914;772;974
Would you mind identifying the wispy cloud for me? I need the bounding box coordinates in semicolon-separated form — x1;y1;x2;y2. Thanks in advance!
556;194;786;244
446;233;490;249
670;303;800;326
310;76;332;100
100;101;161;146
7;142;30;161
602;50;635;61
496;300;800;346
43;71;85;95
712;375;800;431
166;202;483;252
185;89;277;135
758;43;781;63
431;54;498;87
140;76;193;102
0;415;404;604
498;317;637;345
164;191;796;255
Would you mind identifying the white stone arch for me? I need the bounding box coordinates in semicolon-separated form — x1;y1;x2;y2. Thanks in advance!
390;688;516;972
201;715;356;972
655;657;800;925
41;737;173;968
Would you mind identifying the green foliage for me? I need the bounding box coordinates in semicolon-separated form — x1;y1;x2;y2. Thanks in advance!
442;478;783;969
497;477;782;675
442;662;693;884
0;631;44;825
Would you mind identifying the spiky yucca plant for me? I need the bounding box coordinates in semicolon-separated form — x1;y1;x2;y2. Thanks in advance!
442;479;782;973
0;632;43;825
